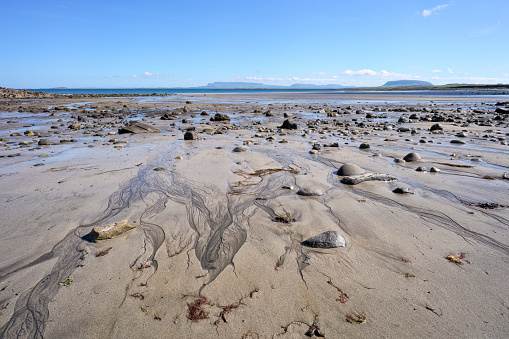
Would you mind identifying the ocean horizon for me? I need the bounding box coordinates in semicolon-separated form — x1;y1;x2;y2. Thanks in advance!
23;87;509;97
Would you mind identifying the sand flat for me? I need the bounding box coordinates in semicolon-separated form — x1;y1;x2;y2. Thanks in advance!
1;92;508;338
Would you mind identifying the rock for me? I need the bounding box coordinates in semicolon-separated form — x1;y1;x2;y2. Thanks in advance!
359;143;370;149
153;167;165;171
24;130;35;136
86;220;137;242
118;121;160;134
38;139;50;146
233;146;249;152
403;152;421;162
280;119;298;130
297;187;323;196
210;113;230;121
394;158;406;163
309;149;318;154
393;187;414;194
398;127;411;132
450;140;466;145
68;123;80;130
430;167;441;172
430;123;443;132
184;131;199;140
495;107;509;114
416;166;427;172
340;173;397;185
161;113;175;120
301;231;346;249
337;163;364;176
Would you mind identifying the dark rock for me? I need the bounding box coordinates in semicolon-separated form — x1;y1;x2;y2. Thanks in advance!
450;140;466;145
403;152;421;162
430;123;443;132
393;187;414;194
38;139;50;146
210;113;230;121
495;107;509;114
416;166;427;172
184;131;199;140
301;231;346;248
232;146;249;152
359;143;370;149
118;121;160;134
280;119;298;130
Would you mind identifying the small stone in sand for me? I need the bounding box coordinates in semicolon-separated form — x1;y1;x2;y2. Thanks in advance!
416;166;427;172
450;140;466;145
233;146;249;152
403;152;421;162
38;139;50;146
297;187;323;196
393;187;414;194
337;163;364;176
302;231;346;248
153;167;165;171
359;143;370;149
430;167;441;172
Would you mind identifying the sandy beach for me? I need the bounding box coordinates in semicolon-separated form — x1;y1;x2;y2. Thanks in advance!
1;90;508;338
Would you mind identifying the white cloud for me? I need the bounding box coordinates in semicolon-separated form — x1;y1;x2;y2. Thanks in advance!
106;72;168;79
432;69;442;73
341;69;377;76
447;68;454;74
312;72;327;76
341;69;420;79
422;4;449;17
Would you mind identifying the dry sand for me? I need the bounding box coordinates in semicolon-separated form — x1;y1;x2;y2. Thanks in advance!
1;92;508;338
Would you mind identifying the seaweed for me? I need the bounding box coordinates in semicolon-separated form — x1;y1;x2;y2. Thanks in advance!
96;247;112;257
186;296;211;322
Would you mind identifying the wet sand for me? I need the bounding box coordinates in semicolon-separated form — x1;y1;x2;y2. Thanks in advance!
1;92;508;338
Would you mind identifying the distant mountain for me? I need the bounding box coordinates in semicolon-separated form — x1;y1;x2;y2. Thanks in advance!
382;80;433;87
197;82;347;89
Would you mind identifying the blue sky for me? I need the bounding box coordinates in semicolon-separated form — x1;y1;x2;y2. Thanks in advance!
1;0;508;88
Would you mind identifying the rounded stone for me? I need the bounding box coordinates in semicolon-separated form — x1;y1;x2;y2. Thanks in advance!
232;146;249;152
403;152;421;162
359;143;370;149
337;163;365;176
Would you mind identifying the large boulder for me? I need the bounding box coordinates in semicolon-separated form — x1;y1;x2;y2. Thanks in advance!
118;121;160;134
86;220;137;242
302;231;346;248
